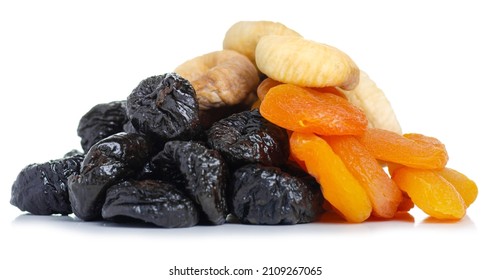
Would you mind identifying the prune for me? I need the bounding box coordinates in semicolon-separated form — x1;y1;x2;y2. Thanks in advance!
126;73;201;141
152;140;228;225
122;119;137;133
68;132;151;221
101;180;199;228
10;153;84;215
77;100;128;152
64;149;84;158
199;102;251;129
206;109;289;167
230;164;323;225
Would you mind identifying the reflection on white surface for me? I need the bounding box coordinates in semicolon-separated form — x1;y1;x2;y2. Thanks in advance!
9;209;477;237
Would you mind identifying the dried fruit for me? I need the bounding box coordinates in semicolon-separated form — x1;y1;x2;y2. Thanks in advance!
126;73;201;142
101;180;199;228
339;71;402;134
255;35;359;90
77;100;128;152
152;141;228;225
289;132;372;222
260;84;368;136
312;86;348;99
223;21;301;66
206;109;289;167
392;167;466;220
198;103;252;129
230;164;323;225
175;50;259;110
257;77;282;101
68;132;152;221
326;135;402;218
9;20;478;227
437;168;478;207
357;128;448;169
10;153;84;215
397;193;415;212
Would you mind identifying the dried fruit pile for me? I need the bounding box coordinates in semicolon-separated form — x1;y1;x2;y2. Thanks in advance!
10;21;477;227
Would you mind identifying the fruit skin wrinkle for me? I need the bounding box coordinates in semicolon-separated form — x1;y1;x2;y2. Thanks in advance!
230;164;323;225
175;50;259;110
339;71;402;134
255;35;359;90
223;21;301;66
259;84;367;136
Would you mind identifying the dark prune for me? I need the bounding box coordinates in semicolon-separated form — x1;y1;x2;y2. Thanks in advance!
206;109;289;167
126;73;201;141
77;100;128;152
152;140;228;225
230;164;323;225
68;132;151;221
64;149;84;158
122;119;137;133
10;154;84;215
199;102;251;129
102;180;199;228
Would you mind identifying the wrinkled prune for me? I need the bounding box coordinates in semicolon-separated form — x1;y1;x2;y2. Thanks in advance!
11;154;84;215
199;103;251;129
152;140;228;225
230;164;323;225
102;180;199;228
77;100;128;152
126;73;201;141
64;149;84;158
206;109;289;167
68;132;151;221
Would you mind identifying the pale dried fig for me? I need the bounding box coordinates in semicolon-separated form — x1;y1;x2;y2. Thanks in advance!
223;21;301;66
175;50;259;110
339;71;402;134
255;35;359;90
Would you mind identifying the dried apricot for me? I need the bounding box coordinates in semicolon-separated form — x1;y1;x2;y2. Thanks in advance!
396;193;414;212
257;77;282;101
357;128;448;169
260;84;368;136
325;135;402;218
392;167;466;220
289;132;372;222
312;86;347;99
437;168;478;207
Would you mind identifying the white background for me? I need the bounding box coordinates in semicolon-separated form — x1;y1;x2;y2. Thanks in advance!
1;0;489;279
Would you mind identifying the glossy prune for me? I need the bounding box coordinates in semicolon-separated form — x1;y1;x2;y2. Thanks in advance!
230;164;323;225
68;132;151;221
126;73;201;141
77;101;128;152
199;103;251;129
10;154;84;215
152;141;228;225
102;180;199;228
206;109;289;167
64;149;84;158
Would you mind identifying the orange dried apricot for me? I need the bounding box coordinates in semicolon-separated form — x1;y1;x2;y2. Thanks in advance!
312;86;348;99
437;168;478;207
289;132;372;222
251;98;261;109
325;135;402;218
257;77;282;101
260;84;368;136
256;77;347;101
396;193;414;212
357;128;448;169
392;167;466;220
